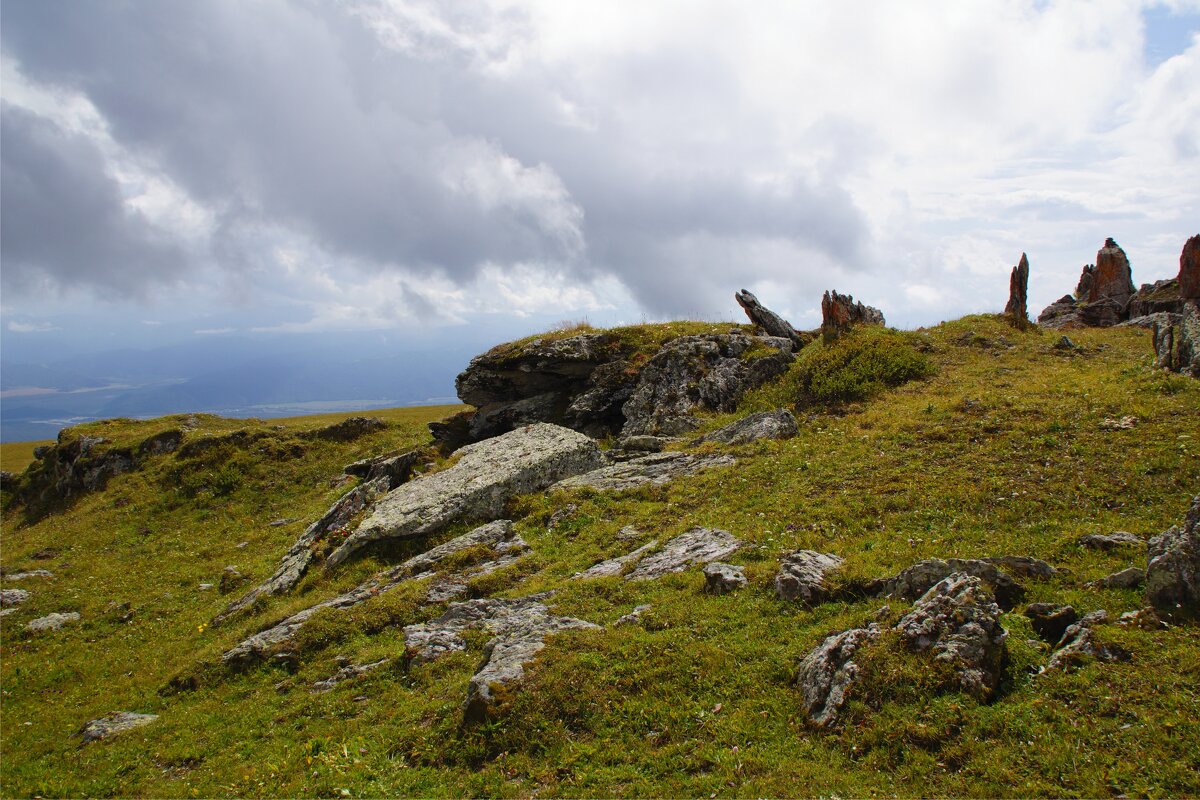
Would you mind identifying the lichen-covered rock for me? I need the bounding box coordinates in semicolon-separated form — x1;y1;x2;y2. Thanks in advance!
312;658;389;693
1046;610;1125;671
26;612;80;632
868;558;1024;610
1093;567;1145;589
735;289;809;349
309;416;386;442
1152;300;1200;377
821;290;885;341
1025;603;1078;644
327;424;604;568
1145;495;1200;618
1004;253;1030;322
1080;531;1144;550
621;334;793;436
80;712;157;743
1128;279;1184;318
343;450;421;484
703;562;747;594
981;555;1057;580
693;409;799;447
552;452;735;493
894;574;1008;700
575;540;659;579
625;528;741;581
774;551;844;604
797;625;881;727
1038;295;1083;329
2;570;53;581
1180;234;1200;300
1086;238;1136;308
1;588;31;607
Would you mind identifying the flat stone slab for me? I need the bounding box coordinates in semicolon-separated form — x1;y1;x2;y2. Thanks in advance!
775;551;844;604
2;570;53;581
1;589;31;607
1080;532;1144;550
552;452;735;493
81;712;158;743
625;528;741;581
327;424;604;568
703;562;747;594
575;540;659;579
26;612;79;632
693;409;799;446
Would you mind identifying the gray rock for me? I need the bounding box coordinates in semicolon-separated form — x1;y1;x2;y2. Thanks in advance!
615;525;644;541
310;416;386;442
343;449;421;485
1152;300;1200;377
546;503;579;530
614;604;652;626
625;528;741;581
26;611;80;632
614;435;673;453
136;429;182;457
223;521;527;664
312;658;389;693
1038;295;1082;329
1079;531;1144;550
1146;495;1200;618
869;558;1024;609
775;551;845;604
218;566;247;595
1004;253;1030;322
734;289;808;349
2;570;53;581
820;290;885;341
327;424;604;568
552;452;735;492
894;573;1008;700
981;555;1057;580
703;562;747;594
1052;335;1078;350
796;624;881;727
1;588;31;607
80;712;158;743
217;474;394;622
621;334;793;437
268;518;297;527
1025;603;1078;644
1046;610;1125;671
1093;567;1145;589
694;409;799;446
575;540;659;579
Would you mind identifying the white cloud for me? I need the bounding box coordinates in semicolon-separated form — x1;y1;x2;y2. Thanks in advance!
194;327;235;335
7;320;59;333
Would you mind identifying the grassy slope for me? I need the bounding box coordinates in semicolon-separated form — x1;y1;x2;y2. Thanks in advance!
1;317;1198;798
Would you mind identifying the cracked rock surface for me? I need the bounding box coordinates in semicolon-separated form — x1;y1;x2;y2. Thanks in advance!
625;528;741;581
80;712;158;743
775;551;844;604
797;625;881;728
553;452;735;492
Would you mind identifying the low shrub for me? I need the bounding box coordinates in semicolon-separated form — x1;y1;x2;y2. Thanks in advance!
792;327;934;407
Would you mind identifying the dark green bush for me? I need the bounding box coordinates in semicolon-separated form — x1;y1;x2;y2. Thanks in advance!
793;327;933;406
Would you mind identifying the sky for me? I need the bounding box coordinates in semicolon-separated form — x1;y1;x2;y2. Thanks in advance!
2;1;1199;395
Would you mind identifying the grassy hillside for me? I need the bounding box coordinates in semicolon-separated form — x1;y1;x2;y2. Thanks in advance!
1;317;1197;798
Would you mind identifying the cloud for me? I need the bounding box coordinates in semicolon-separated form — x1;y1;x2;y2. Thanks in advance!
194;328;236;335
7;320;59;333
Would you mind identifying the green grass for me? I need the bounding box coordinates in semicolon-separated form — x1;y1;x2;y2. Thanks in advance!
1;439;54;474
1;316;1198;797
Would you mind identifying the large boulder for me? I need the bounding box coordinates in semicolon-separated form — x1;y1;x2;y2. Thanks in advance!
693;409;799;447
1128;279;1184;318
735;289;809;349
552;452;735;492
774;551;844;604
867;557;1025;610
1004;253;1030;322
820;290;885;342
1086;238;1136;308
624;527;742;581
1179;234;1200;300
1153;301;1200;377
797;625;881;728
326;425;604;568
1145;495;1200;619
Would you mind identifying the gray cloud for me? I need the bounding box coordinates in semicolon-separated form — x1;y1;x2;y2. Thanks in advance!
0;0;871;317
0;102;188;297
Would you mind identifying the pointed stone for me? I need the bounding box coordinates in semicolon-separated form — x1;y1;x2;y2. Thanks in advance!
1004;253;1030;322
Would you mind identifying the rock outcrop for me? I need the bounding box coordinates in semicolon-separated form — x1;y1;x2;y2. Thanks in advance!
703;562;747;594
326;424;603;569
26;612;80;632
1152;300;1200;377
1145;495;1200;618
1004;253;1030;323
625;528;742;581
1086;238;1136;307
692;409;799;447
1079;531;1144;550
1045;610;1125;671
1037;295;1083;329
1025;603;1078;644
735;289;809;349
80;712;158;743
16;434;136;518
821;290;885;341
1181;234;1200;300
575;540;659;579
867;557;1025;610
774;551;844;604
797;624;881;728
552;452;735;492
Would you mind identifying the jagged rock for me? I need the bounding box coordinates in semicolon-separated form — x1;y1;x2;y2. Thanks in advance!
821;290;885;341
428;411;474;454
1129;279;1184;318
1046;610;1125;671
734;289;809;349
217;474;394;622
1078;299;1127;328
553;451;735;492
2;570;52;581
218;566;247;595
1004;253;1030;322
614;604;652;626
327;424;604;569
895;574;1008;700
136;429;182;457
1087;238;1136;307
310;416;386;442
1053;335;1078;350
312;658;389;693
693;409;799;447
981;555;1057;580
80;712;157;743
575;540;659;579
1092;567;1145;589
401;595;598;722
625;528;742;581
223;521;527;664
1152;300;1200;377
26;612;80;632
1;588;31;607
1120;311;1177;330
621;335;794;436
868;558;1024;610
1145;495;1200;618
0;470;15;491
703;562;747;594
1117;607;1168;630
1025;603;1078;644
1079;531;1144;550
796;624;880;727
614;435;673;453
1038;295;1083;329
774;551;844;604
1181;234;1200;299
344;450;421;484
16;433;134;517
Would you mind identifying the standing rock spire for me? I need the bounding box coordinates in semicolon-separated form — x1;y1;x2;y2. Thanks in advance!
734;289;808;349
820;290;885;342
1004;253;1030;324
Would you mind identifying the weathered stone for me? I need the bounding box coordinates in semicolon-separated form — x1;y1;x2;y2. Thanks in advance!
575;540;659;579
1079;531;1144;550
1120;311;1178;330
312;658;389;693
223;521;527;664
1052;335;1078;350
703;562;747;594
1038;295;1082;329
625;528;742;581
1087;238;1136;307
895;574;1008;700
613;435;673;453
136;430;182;458
614;604;652;626
1078;299;1127;328
621;335;794;436
26;611;80;632
775;551;845;604
981;555;1057;580
80;712;157;743
1117;607;1168;630
1092;567;1145;589
693;409;799;447
821;290;885;341
16;433;134;519
1178;234;1199;300
1152;300;1200;377
310;416;386;442
1;588;31;607
868;558;1024;610
1004;253;1030;322
2;570;53;581
327;424;604;568
218;566;247;595
428;410;474;455
1025;603;1078;644
552;452;735;493
797;624;880;727
1145;495;1200;618
344;450;421;485
1128;279;1184;318
1046;610;1125;671
734;289;809;349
